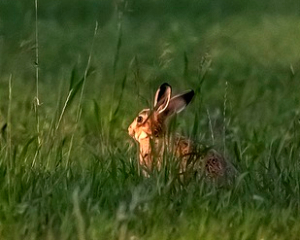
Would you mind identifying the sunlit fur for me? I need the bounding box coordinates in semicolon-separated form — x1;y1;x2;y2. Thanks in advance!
128;83;236;181
128;108;165;172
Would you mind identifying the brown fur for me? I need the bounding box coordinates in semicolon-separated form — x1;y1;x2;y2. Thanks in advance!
128;83;236;181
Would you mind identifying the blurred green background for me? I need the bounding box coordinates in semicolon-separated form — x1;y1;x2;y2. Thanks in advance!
1;0;300;134
0;0;300;239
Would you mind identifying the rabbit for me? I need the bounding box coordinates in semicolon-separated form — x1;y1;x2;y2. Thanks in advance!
128;83;236;182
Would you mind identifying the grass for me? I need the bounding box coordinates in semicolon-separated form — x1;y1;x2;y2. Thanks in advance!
0;0;300;239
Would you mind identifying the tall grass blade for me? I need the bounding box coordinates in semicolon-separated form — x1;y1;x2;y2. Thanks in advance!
183;51;189;78
72;188;86;240
195;55;212;94
113;73;127;118
113;4;124;76
6;74;12;187
34;0;41;146
69;65;79;91
66;21;98;166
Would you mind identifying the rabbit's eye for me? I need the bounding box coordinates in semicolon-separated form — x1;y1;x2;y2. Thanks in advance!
137;116;143;123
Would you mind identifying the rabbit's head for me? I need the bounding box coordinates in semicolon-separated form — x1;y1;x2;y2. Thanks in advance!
128;83;194;143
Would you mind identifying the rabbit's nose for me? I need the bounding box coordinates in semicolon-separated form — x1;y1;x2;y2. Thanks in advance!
128;125;134;136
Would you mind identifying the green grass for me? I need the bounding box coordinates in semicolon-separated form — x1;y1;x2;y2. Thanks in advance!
0;0;300;239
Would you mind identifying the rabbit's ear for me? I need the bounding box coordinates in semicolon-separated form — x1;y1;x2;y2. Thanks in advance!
164;90;194;116
154;83;172;114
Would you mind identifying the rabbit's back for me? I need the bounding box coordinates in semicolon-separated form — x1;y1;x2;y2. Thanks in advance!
171;135;235;181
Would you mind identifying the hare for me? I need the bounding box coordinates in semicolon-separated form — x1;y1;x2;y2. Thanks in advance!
128;83;235;182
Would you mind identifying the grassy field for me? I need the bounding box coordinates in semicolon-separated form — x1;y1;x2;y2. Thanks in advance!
1;0;300;239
